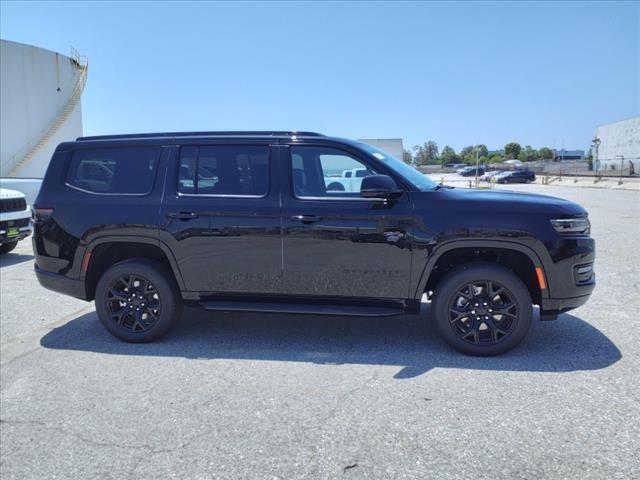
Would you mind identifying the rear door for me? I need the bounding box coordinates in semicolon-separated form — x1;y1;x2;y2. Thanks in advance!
159;143;283;294
278;144;414;299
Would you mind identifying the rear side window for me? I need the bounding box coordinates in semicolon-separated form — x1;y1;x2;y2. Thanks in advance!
66;147;160;194
178;145;269;196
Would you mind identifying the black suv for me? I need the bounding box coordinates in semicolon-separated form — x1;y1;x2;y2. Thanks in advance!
497;169;536;184
458;166;485;177
33;132;595;355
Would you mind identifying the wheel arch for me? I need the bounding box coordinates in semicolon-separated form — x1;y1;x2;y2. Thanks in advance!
415;240;548;305
81;236;185;301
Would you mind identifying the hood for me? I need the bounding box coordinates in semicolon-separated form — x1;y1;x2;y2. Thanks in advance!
420;187;586;217
0;188;26;199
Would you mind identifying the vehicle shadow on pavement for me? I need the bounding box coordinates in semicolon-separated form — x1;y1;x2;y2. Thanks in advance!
40;307;621;379
0;252;33;268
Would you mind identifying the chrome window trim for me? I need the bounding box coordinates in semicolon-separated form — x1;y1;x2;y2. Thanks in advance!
176;192;267;199
293;195;387;203
64;182;153;197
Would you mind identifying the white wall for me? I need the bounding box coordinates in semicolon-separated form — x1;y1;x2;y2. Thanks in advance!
595;117;640;172
0;39;83;178
358;138;404;161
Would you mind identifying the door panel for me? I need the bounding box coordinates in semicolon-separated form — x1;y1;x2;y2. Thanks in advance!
159;144;282;294
279;145;414;299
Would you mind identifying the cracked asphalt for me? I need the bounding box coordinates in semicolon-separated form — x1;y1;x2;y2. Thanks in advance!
1;184;639;479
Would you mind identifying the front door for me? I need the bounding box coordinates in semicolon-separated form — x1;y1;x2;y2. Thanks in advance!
279;144;414;299
160;143;282;294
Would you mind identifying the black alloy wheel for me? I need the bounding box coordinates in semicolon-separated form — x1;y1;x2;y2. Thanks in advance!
95;259;182;342
447;280;517;346
431;263;533;356
106;274;162;333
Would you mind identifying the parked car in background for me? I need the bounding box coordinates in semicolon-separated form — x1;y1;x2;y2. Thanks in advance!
324;167;374;192
0;188;32;254
458;166;486;177
480;170;502;182
496;170;536;184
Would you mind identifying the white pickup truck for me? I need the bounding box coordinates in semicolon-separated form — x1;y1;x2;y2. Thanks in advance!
324;168;374;192
0;188;32;254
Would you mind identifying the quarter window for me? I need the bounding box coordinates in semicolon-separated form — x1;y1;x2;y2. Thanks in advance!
66;147;160;194
178;145;269;196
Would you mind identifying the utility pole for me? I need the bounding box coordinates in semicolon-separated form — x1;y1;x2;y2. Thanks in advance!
592;136;601;182
617;154;624;185
475;146;480;187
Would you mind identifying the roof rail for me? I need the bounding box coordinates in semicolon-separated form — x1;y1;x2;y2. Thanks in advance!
76;131;325;141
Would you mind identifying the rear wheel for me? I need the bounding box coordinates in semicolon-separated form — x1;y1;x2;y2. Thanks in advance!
0;241;18;255
431;263;532;356
95;259;182;342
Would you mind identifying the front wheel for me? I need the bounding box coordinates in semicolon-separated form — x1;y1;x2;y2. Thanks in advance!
431;263;532;356
95;259;182;342
0;241;18;255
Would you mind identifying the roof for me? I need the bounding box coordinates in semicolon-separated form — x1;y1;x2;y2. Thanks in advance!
77;131;325;142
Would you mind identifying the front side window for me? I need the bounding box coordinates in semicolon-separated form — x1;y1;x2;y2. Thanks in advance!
66;147;160;194
178;145;269;196
356;142;438;191
291;146;376;198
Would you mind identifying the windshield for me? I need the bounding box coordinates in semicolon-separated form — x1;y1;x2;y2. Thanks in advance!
357;143;438;191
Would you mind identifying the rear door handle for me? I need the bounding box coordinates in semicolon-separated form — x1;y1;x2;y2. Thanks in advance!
167;211;198;219
291;214;322;223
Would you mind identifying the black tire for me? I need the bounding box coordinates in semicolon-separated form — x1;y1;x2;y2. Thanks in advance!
326;182;345;192
95;259;182;342
0;241;18;255
431;263;532;356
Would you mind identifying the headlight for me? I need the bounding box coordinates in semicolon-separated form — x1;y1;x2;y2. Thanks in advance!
550;217;590;235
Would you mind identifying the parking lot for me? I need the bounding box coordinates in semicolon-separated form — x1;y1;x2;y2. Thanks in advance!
1;183;639;479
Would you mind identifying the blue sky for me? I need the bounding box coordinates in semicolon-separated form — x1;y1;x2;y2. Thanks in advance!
1;1;638;152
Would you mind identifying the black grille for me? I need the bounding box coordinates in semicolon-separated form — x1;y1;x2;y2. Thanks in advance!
0;197;27;213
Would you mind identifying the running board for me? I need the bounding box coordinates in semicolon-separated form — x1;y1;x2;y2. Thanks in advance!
199;301;404;317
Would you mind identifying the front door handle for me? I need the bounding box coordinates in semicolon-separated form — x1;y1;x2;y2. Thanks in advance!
167;211;198;219
291;214;322;224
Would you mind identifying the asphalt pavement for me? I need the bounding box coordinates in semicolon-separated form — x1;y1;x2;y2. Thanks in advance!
1;183;639;479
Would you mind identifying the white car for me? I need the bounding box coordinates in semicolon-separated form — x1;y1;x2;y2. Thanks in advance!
324;168;374;192
0;188;32;254
480;170;502;182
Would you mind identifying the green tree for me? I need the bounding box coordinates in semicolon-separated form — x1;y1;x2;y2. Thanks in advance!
477;144;489;158
460;145;488;164
538;147;553;160
412;141;439;165
439;145;459;165
402;149;413;164
459;145;476;163
518;145;538;162
504;142;522;159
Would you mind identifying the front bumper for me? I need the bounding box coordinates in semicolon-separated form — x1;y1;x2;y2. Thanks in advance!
539;236;596;319
35;265;88;300
0;217;32;244
540;291;594;320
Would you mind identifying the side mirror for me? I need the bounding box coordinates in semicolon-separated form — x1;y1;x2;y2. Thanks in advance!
360;174;403;199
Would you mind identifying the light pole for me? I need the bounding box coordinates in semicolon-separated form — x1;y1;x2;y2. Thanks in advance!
617;154;624;185
475;145;480;187
592;136;601;181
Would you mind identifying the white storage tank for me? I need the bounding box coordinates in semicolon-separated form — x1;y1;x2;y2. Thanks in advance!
0;39;87;199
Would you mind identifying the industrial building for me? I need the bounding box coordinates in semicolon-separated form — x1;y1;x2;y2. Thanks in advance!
0;39;87;201
595;117;640;175
358;138;404;161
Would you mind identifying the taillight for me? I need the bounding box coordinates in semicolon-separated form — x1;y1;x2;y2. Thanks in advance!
34;207;54;219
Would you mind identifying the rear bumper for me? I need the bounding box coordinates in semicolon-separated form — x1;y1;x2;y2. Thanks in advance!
35;265;88;301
